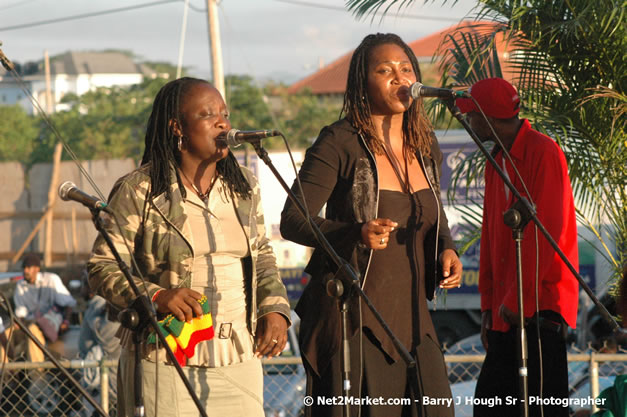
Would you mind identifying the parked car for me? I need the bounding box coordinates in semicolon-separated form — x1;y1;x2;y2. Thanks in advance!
263;311;305;417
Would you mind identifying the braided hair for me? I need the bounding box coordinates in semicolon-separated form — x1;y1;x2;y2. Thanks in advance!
341;33;433;159
141;77;251;201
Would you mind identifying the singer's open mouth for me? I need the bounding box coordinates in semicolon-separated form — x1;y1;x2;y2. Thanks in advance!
396;86;410;99
215;132;228;147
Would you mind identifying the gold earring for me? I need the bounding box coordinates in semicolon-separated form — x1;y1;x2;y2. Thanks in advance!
177;136;182;151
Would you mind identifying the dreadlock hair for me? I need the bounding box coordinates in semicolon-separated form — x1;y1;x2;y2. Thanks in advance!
341;33;433;159
141;77;251;201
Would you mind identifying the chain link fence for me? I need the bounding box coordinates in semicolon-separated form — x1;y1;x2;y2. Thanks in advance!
1;345;625;417
444;340;627;417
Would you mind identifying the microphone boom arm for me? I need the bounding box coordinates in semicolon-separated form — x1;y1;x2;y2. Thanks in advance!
443;99;621;334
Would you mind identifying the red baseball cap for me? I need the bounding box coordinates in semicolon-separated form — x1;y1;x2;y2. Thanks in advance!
456;78;520;119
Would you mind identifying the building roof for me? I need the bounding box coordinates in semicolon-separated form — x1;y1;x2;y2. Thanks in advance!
0;51;156;78
288;21;510;95
48;51;156;76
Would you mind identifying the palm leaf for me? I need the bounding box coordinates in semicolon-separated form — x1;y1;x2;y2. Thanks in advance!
345;0;414;20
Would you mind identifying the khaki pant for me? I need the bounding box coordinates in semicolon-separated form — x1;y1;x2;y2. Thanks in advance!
3;322;45;363
117;348;264;417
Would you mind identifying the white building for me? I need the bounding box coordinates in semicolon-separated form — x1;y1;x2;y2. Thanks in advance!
0;51;160;114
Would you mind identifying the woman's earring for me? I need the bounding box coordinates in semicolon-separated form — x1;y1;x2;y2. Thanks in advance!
177;135;183;152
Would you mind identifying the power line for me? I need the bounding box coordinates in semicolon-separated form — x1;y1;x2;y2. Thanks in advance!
274;0;465;23
0;0;40;12
0;0;181;32
187;0;206;13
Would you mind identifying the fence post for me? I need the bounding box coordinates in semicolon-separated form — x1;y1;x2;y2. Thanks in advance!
589;352;599;413
101;359;109;414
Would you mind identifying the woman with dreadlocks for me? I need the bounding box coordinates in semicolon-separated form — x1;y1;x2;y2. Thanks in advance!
88;77;290;417
280;34;462;417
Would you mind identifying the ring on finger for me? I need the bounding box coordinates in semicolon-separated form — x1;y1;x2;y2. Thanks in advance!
380;238;385;244
271;339;278;344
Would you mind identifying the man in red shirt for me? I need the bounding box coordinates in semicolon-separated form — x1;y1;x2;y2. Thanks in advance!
456;78;579;417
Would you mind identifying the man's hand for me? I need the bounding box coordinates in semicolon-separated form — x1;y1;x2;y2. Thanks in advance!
480;310;492;350
498;304;519;327
59;320;70;334
255;312;289;359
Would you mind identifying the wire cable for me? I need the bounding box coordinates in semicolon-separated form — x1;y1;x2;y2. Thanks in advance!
0;0;40;12
217;2;285;132
466;96;546;414
274;0;466;23
0;47;157;346
0;292;17;398
465;96;534;204
0;0;180;32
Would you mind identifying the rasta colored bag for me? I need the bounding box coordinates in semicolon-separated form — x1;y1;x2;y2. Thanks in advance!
147;295;214;366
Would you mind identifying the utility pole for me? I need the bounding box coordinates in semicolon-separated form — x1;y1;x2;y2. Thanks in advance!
44;50;53;113
43;50;62;267
206;0;225;98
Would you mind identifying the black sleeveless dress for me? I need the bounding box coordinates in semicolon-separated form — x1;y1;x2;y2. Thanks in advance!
363;189;439;358
307;189;454;417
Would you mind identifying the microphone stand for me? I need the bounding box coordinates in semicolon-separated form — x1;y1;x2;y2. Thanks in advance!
250;141;425;417
0;294;109;417
443;99;622;417
503;198;533;417
89;208;209;417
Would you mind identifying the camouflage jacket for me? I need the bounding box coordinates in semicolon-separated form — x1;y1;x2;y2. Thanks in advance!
87;163;291;335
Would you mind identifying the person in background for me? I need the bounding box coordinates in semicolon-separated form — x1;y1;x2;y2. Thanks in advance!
88;77;290;417
0;316;8;363
13;253;76;363
281;33;461;417
456;77;579;417
78;269;120;416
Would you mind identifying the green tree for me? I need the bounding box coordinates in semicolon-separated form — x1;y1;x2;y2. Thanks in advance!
0;105;40;162
31;77;170;164
346;0;626;285
225;75;275;132
224;76;342;150
274;86;343;149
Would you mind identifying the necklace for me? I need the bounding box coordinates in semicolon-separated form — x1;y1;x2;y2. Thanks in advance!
180;169;217;202
381;144;414;194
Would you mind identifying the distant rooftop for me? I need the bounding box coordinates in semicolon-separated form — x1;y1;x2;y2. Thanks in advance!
47;51;157;76
0;51;157;77
288;21;510;95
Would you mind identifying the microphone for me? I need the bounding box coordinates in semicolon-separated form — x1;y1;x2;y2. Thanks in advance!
220;129;280;147
410;82;470;99
58;181;110;212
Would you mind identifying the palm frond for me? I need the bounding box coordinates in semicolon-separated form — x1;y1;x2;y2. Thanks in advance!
345;0;412;21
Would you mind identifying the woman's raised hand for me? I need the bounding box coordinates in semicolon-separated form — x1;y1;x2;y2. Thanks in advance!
361;218;398;250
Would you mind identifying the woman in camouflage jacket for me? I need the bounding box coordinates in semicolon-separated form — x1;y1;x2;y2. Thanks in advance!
88;77;290;417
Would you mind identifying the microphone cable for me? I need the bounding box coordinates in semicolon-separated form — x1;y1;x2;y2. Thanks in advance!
0;292;18;400
466;95;545;415
0;44;223;417
0;45;164;364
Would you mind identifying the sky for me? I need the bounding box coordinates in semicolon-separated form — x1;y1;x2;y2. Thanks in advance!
0;0;478;83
